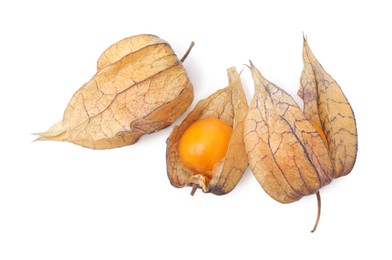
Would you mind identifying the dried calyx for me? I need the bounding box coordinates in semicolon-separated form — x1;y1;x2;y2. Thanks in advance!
243;37;357;232
166;67;249;195
36;35;194;149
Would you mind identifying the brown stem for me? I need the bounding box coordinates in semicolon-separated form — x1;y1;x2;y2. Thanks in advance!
180;41;195;62
190;183;198;196
311;191;321;233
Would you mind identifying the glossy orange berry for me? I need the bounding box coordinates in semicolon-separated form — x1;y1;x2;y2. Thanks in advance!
179;117;232;178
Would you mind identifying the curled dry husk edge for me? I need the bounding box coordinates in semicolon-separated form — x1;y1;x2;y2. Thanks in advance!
166;67;249;195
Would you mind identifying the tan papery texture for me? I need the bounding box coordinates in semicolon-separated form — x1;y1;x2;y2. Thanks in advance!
166;67;248;195
244;37;357;204
244;62;334;203
36;34;193;149
299;37;358;178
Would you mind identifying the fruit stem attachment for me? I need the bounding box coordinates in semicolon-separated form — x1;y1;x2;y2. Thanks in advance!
180;41;195;63
190;183;198;196
311;191;321;233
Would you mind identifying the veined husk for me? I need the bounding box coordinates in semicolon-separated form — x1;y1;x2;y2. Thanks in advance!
244;38;357;204
36;34;193;149
244;62;334;203
299;37;358;178
166;67;248;195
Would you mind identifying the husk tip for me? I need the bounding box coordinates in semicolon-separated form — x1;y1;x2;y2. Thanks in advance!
248;60;263;78
249;60;255;69
302;32;308;42
226;66;238;76
31;135;43;142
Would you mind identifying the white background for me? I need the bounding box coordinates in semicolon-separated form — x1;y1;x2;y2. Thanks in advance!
1;0;391;259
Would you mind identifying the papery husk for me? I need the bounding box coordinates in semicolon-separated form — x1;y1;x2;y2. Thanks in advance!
36;34;193;149
299;37;358;178
244;63;334;203
166;67;248;195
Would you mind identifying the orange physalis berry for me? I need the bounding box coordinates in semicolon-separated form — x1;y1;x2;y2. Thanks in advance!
179;117;232;178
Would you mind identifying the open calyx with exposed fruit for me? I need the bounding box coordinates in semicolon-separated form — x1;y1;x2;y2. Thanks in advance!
166;67;249;195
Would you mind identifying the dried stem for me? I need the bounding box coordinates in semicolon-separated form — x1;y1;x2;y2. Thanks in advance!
190;183;198;196
311;191;321;233
180;41;195;62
